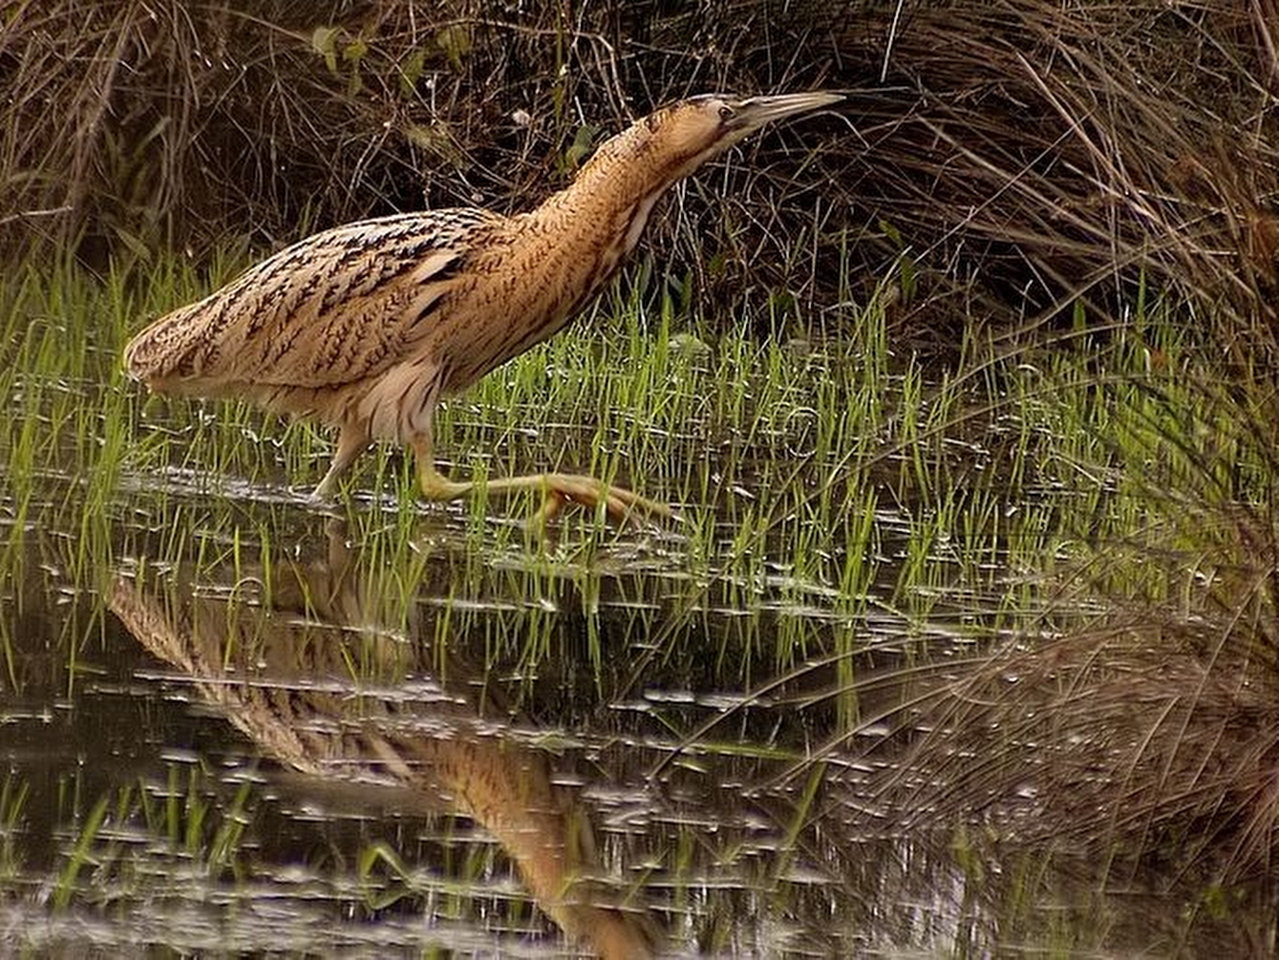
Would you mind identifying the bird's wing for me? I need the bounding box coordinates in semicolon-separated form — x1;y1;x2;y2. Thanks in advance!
123;210;506;390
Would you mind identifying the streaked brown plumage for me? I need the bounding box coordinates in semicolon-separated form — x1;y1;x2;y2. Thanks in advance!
123;92;842;526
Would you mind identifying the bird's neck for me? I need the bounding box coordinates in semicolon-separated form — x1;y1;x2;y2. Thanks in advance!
442;124;693;387
532;123;688;268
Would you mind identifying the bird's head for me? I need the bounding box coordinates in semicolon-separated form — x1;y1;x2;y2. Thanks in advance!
642;92;844;180
576;92;843;190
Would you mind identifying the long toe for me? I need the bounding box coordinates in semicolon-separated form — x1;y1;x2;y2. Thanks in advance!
606;485;672;520
545;476;669;525
522;489;567;538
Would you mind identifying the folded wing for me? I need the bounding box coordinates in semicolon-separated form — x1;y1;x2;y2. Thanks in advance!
123;209;505;395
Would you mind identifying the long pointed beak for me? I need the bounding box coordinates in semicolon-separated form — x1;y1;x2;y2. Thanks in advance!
730;91;844;131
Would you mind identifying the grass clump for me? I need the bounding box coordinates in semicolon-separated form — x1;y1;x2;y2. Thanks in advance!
843;312;1279;886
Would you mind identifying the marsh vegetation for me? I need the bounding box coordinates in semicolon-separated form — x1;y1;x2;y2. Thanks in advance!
3;1;1279;956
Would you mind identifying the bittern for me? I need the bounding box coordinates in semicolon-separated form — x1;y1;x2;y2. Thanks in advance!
123;92;842;526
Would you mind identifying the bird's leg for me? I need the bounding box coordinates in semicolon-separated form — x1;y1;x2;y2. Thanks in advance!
312;426;370;499
409;435;669;527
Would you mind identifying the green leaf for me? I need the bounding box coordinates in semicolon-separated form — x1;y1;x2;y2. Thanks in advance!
342;37;368;65
399;48;426;98
899;253;917;302
341;37;368;97
112;226;153;264
563;124;601;173
435;24;472;70
405;122;463;168
879;218;902;248
310;26;339;75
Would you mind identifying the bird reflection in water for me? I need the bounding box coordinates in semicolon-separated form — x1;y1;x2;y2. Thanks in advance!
107;522;655;959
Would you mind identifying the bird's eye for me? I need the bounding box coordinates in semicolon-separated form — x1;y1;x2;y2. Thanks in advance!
718;105;735;122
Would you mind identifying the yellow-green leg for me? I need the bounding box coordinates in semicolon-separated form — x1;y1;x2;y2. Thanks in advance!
411;437;669;529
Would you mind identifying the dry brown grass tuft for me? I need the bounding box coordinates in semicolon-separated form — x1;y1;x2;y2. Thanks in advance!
888;609;1279;882
836;2;1279;356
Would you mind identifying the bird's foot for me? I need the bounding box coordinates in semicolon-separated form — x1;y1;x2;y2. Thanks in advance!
523;473;671;534
418;465;669;531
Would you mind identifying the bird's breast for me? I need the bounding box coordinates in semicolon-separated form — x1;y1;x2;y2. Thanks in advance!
429;223;606;391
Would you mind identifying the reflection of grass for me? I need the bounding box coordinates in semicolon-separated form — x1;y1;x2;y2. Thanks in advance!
0;776;29;883
52;794;109;910
36;763;258;912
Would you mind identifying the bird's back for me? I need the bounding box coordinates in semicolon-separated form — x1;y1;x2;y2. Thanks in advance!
123;209;505;400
